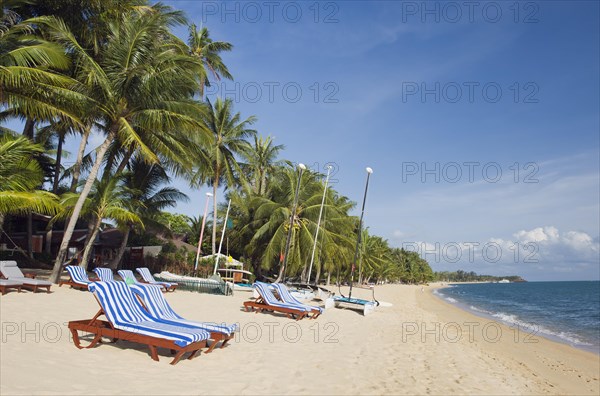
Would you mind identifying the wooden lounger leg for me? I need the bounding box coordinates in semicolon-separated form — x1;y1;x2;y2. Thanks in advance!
170;350;187;365
70;328;102;349
187;349;201;360
148;345;159;362
205;340;218;353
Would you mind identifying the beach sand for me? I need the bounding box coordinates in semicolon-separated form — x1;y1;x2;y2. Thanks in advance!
1;276;598;395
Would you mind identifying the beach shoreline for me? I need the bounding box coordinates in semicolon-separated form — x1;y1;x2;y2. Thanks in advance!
1;277;598;395
420;282;599;394
429;282;600;355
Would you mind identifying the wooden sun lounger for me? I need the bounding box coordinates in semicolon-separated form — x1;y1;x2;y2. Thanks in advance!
59;265;98;290
139;279;178;292
20;276;52;293
136;268;178;292
272;283;323;319
204;331;233;353
131;290;233;354
59;279;89;290
243;296;309;320
68;308;208;365
0;261;52;293
0;280;22;295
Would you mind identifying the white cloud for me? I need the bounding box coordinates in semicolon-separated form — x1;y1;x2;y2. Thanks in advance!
409;226;599;280
514;226;560;243
509;226;598;257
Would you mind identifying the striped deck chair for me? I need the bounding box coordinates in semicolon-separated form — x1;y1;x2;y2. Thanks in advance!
243;282;313;320
117;269;142;285
130;284;237;352
93;267;114;282
272;283;323;318
68;281;210;365
60;265;95;290
136;267;177;292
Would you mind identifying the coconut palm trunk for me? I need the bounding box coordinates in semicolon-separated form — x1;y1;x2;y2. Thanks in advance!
52;135;63;193
69;126;90;193
315;262;321;285
110;225;131;269
22;119;35;140
26;211;33;258
51;130;115;283
80;216;102;269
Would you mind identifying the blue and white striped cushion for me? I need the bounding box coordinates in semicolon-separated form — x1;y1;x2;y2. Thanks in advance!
65;265;91;285
117;269;140;284
88;281;210;347
136;267;175;288
273;283;323;314
129;284;237;335
254;282;313;312
94;268;114;282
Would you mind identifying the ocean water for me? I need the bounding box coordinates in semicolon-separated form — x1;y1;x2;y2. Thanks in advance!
433;281;600;354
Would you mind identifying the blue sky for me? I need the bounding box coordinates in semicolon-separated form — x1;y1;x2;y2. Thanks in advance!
5;1;599;280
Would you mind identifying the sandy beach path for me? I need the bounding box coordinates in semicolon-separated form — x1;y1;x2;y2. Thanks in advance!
1;281;598;395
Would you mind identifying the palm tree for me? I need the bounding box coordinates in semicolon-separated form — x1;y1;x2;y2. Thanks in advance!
191;97;256;255
109;157;188;268
56;175;143;269
187;24;233;96
357;229;392;284
37;7;211;282
303;191;355;284
189;214;213;251
242;135;285;196
0;133;60;227
245;165;354;281
0;11;86;127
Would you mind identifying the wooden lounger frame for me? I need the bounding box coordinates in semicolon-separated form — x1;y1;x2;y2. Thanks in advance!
1;273;51;293
272;289;322;319
59;279;89;290
0;283;22;295
204;330;233;353
21;280;51;293
59;273;97;290
304;307;321;319
132;294;232;353
139;280;178;292
68;309;207;365
243;296;311;320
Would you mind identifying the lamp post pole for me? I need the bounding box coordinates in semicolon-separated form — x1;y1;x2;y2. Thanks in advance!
348;167;373;299
194;192;213;272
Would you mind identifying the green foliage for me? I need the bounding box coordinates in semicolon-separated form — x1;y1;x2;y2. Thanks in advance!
1;1;436;285
128;232;162;247
433;270;526;282
157;212;192;237
0;133;60;216
146;245;195;275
